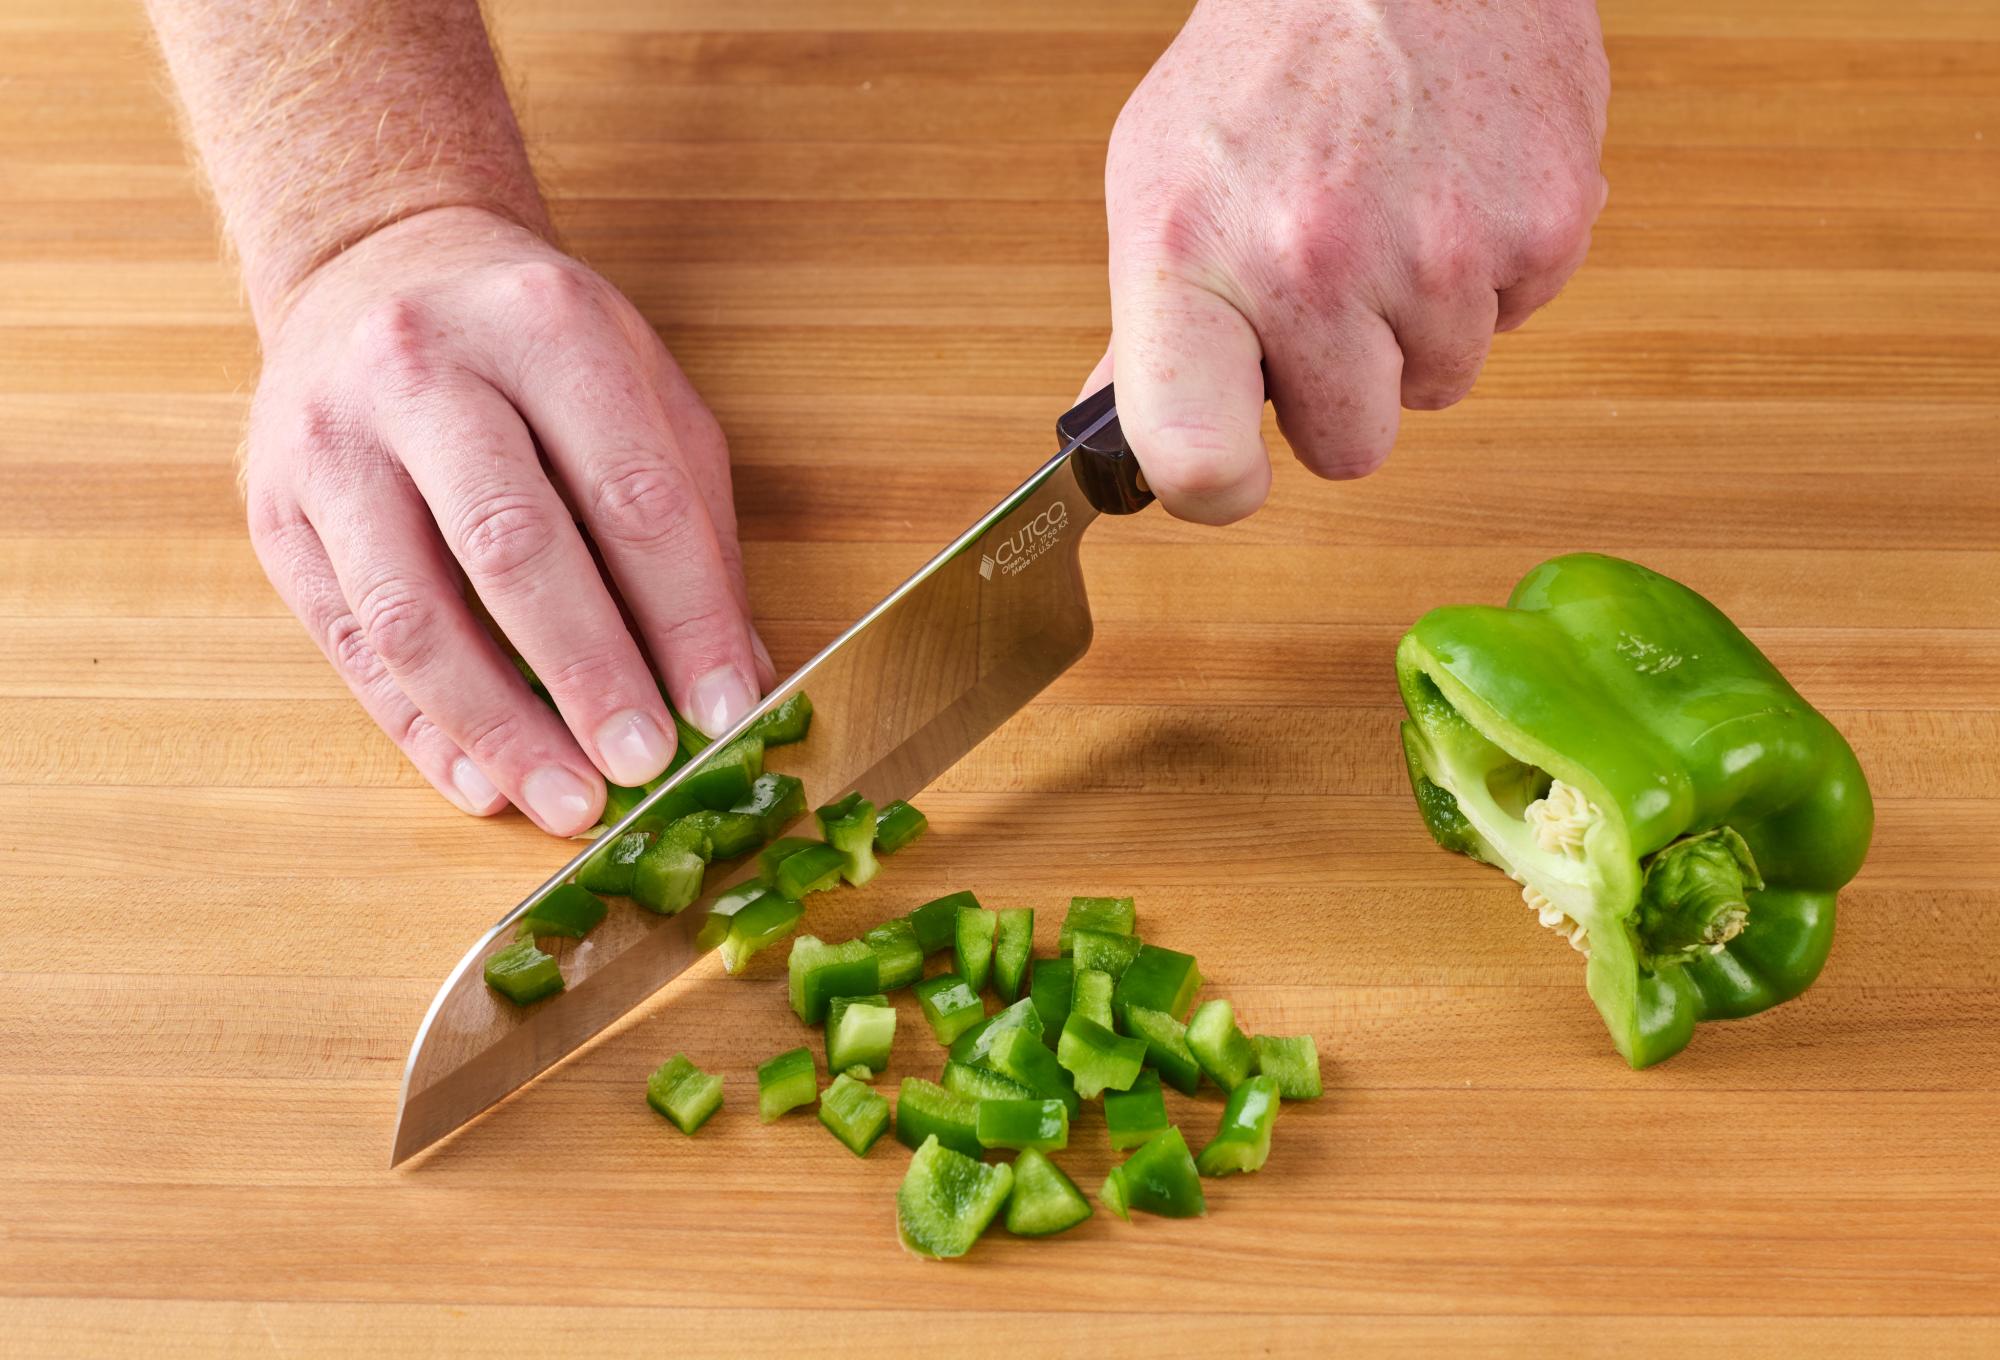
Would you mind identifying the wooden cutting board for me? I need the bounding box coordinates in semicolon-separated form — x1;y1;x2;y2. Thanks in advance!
2;0;1996;1354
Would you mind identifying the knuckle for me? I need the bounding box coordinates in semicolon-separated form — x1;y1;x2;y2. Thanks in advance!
351;298;439;384
536;643;631;702
323;609;381;683
1262;188;1371;294
452;489;559;586
457;706;529;769
500;259;603;325
655;599;740;654
1519;173;1602;275
352;575;442;676
586;456;697;549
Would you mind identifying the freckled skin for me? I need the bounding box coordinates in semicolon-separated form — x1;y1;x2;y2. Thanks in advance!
1094;0;1609;518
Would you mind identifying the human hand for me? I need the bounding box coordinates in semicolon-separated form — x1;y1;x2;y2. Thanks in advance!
1090;0;1610;521
245;206;771;835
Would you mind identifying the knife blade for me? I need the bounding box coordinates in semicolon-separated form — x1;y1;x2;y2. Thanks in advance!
390;384;1148;1166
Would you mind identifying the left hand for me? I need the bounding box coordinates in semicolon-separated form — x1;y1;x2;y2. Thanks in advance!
1088;0;1611;523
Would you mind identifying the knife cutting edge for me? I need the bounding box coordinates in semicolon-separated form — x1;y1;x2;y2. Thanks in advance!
389;384;1149;1167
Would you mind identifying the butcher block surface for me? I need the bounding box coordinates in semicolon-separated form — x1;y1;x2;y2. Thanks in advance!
2;0;1996;1354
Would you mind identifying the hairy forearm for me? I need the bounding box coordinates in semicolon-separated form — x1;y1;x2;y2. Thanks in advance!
145;0;549;330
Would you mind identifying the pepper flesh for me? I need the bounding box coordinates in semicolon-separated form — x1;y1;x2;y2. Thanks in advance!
908;891;979;955
1186;999;1256;1092
773;842;845;900
1071;929;1142;980
518;883;607;940
1060;896;1135;953
1122;1005;1204;1095
863;918;925;991
483;936;563;1005
757;1046;818;1122
1104;1070;1170;1150
1398;553;1873;1067
1004;1148;1092;1237
1194;1074;1281;1176
948;997;1044;1066
1114;944;1200;1024
818;1072;891;1156
1029;958;1075;1041
992;908;1034;1001
1057;1014;1147;1099
577;831;650;896
978;1028;1080;1118
897;1135;1014;1259
646;1055;723;1134
1072;968;1114;1029
744;691;813;746
788;935;881;1023
953;906;999;994
913;974;985;1045
1100;1126;1205;1220
826;995;897;1075
815;792;880;887
1251;1034;1322;1100
874;800;929;854
974;1097;1069;1153
895;1078;983;1158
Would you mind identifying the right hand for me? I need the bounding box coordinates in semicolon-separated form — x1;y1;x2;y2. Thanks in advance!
245;205;773;836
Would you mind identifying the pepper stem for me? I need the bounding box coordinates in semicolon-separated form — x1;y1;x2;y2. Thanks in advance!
1635;828;1763;961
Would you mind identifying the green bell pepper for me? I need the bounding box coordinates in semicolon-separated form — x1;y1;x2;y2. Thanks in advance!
1194;1074;1281;1176
991;908;1033;1001
682;735;764;812
483;935;562;1005
1397;553;1874;1067
817;1072;890;1156
1004;1148;1092;1238
757;1046;817;1122
940;1060;1036;1104
788;935;881;1023
907;891;979;955
663;809;763;861
1186;999;1256;1092
756;836;819;887
1057;1014;1146;1099
1252;1034;1322;1100
895;1077;983;1158
1029;958;1074;1041
1103;1070;1170;1150
1121;1005;1204;1095
518;883;607;940
1072;967;1114;1028
646;1055;723;1134
744;691;813;746
826;994;897;1075
1059;896;1135;954
1100;1126;1205;1221
631;838;705;915
732;771;806;840
953;905;999;994
913;974;985;1045
577;830;651;896
815;792;880;887
1071;929;1142;980
1114;944;1200;1024
977;1028;1080;1118
772;842;845;900
975;1097;1069;1153
863;918;926;991
947;997;1043;1066
897;1135;1013;1259
874;799;929;853
701;884;801;969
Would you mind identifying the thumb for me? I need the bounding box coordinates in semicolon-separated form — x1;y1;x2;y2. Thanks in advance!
1107;272;1269;525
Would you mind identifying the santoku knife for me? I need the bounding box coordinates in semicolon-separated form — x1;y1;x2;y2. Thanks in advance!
391;384;1150;1166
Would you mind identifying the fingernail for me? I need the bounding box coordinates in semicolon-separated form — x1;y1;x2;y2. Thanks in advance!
451;757;502;814
687;664;758;738
522;765;598;835
595;709;672;786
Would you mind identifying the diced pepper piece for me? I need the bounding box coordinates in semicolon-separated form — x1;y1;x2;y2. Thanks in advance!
1029;958;1075;1042
788;935;882;1023
1005;1148;1092;1238
578;831;651;896
684;736;765;812
843;1065;875;1082
519;883;607;939
1251;1034;1323;1100
817;1072;891;1156
908;890;979;955
1072;928;1143;980
1059;896;1136;953
773;843;846;900
1122;1005;1204;1095
1104;1070;1170;1150
948;997;1044;1066
744;691;813;746
815;791;880;887
954;906;998;994
756;836;819;887
897;1135;1014;1260
664;809;763;861
1100;1126;1205;1220
631;840;705;915
992;908;1033;1002
941;1060;1036;1104
913;974;985;1046
826;995;897;1075
1114;944;1201;1024
1195;1074;1281;1176
874;800;929;854
895;1078;983;1158
975;1098;1068;1153
1187;999;1258;1093
696;881;769;951
483;936;563;1005
602;781;648;827
1057;1013;1147;1099
720;891;805;973
862;918;925;991
629;781;703;835
646;1055;723;1135
732;771;806;840
670;707;711;761
756;1046;817;1122
979;1027;1080;1118
1073;968;1114;1029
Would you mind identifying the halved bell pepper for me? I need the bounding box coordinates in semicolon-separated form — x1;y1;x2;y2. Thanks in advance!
975;1097;1069;1152
757;1046;817;1122
1071;929;1142;980
895;1078;983;1158
1004;1148;1092;1237
1252;1034;1322;1100
1057;1014;1147;1099
646;1055;723;1134
874;799;929;854
1124;1005;1204;1095
1397;553;1874;1067
815;792;879;887
1100;1126;1205;1220
578;831;651;896
518;883;607;940
788;935;881;1023
484;935;562;1005
907;891;979;955
991;908;1033;1002
1194;1074;1281;1176
953;906;999;994
897;1135;1013;1259
1186;999;1256;1092
818;1072;890;1155
1059;896;1135;954
863;918;926;991
1114;944;1200;1024
913;974;985;1045
1104;1070;1170;1150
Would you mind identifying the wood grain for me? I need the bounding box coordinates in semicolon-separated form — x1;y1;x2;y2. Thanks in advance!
1;1;1995;1355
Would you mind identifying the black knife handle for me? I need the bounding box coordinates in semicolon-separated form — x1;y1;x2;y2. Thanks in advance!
1059;383;1154;516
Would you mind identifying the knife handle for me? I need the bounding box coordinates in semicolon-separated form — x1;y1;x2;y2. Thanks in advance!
1059;383;1154;516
